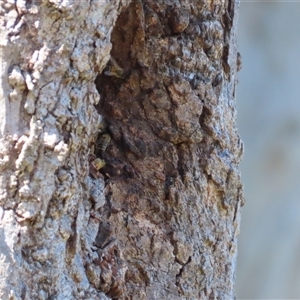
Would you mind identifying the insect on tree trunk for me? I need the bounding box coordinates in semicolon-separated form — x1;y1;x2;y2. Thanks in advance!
0;0;243;299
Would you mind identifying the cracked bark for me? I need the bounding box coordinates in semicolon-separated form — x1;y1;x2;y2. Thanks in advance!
0;0;243;299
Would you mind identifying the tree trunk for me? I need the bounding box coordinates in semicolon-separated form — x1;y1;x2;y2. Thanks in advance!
0;0;243;299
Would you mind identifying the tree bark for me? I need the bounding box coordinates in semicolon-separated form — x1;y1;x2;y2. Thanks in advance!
0;0;243;299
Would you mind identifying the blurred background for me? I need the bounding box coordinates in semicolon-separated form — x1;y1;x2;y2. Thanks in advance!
236;3;300;299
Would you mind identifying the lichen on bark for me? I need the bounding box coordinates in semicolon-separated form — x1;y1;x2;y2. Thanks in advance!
0;0;243;299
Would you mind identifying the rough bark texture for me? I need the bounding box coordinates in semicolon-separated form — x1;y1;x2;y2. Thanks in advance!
0;0;243;299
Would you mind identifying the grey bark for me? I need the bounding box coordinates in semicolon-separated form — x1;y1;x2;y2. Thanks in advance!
0;0;243;299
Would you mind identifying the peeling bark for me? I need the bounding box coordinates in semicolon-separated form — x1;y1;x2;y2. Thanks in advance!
0;0;243;299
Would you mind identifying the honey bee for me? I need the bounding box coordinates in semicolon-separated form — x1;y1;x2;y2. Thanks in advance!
92;158;106;170
104;57;124;79
97;133;111;152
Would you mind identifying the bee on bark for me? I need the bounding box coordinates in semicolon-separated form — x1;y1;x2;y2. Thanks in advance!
104;57;124;79
97;133;111;152
92;158;106;170
91;124;105;152
88;154;105;178
212;72;223;87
